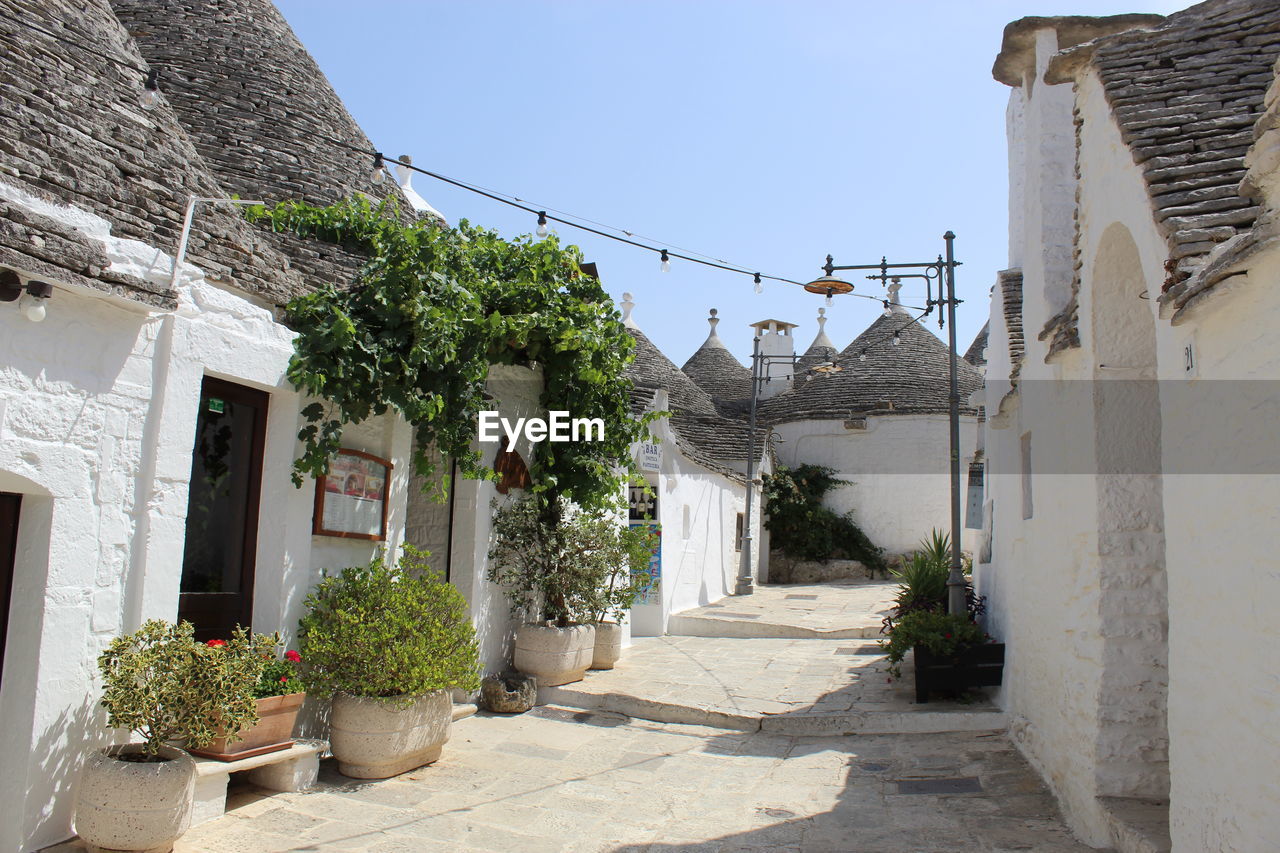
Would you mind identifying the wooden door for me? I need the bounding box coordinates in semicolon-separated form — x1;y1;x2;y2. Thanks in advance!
0;492;18;687
178;377;268;641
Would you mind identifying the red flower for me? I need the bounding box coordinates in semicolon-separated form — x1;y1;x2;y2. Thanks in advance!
206;639;227;647
279;675;289;683
944;633;952;639
284;650;302;663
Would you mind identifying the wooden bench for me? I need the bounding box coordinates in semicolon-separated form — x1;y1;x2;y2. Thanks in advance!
191;739;326;826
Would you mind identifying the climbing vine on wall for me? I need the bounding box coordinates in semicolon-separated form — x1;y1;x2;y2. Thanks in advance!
247;196;655;510
762;464;886;572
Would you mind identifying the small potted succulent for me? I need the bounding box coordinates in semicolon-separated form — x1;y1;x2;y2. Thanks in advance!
188;638;306;761
76;620;263;852
298;546;480;779
488;494;608;686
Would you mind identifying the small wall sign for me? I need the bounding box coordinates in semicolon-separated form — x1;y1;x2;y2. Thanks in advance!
313;449;392;540
639;441;661;473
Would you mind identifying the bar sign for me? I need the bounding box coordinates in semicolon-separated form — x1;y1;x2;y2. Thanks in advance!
207;397;225;414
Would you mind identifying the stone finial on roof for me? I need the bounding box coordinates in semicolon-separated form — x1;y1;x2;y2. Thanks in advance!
808;307;836;351
621;292;637;328
700;308;728;349
394;155;446;223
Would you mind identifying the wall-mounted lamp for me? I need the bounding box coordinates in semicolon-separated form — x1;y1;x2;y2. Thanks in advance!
1;270;53;322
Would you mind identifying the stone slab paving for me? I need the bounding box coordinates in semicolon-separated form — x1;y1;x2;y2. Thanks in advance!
121;706;1092;853
541;636;1005;735
666;580;898;639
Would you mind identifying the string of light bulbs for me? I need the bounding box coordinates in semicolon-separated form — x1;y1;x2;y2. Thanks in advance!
2;8;933;315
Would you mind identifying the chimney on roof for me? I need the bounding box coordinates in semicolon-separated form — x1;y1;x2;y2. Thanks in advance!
749;318;798;400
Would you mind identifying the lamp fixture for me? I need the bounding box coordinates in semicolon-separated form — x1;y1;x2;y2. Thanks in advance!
139;68;161;111
536;211;548;238
859;349;867;362
893;330;901;346
1;271;53;322
371;153;386;185
660;249;670;273
754;273;762;294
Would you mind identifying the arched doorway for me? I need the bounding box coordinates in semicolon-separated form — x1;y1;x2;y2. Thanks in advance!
1090;222;1169;800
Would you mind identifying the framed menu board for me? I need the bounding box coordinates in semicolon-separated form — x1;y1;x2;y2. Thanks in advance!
313;449;392;540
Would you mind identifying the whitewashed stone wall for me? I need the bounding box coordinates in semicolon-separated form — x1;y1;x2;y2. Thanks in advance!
1155;206;1280;853
0;184;410;852
629;393;763;636
770;415;979;556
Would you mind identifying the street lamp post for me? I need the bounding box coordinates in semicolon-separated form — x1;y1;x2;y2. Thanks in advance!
736;345;842;597
806;231;967;616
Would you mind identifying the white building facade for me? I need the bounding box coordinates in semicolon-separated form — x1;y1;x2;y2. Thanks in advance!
979;5;1280;849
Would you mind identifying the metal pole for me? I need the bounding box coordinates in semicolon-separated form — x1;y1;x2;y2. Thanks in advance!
943;231;966;616
736;334;762;596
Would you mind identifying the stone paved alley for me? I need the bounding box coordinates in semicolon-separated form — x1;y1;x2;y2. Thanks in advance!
51;581;1088;852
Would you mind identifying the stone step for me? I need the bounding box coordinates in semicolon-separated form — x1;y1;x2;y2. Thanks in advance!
538;683;1007;736
666;612;885;640
1098;796;1172;853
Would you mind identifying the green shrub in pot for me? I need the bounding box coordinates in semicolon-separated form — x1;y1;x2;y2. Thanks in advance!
298;547;480;778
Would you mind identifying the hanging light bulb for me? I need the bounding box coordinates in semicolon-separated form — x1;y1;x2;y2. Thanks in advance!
859;349;867;363
754;273;762;294
536;211;549;238
825;288;834;307
893;331;902;346
660;249;670;273
882;300;894;318
371;153;386;185
20;281;52;322
139;68;161;111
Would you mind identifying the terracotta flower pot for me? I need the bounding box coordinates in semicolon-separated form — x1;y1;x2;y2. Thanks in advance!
330;690;451;779
513;623;595;686
590;622;623;670
189;692;305;761
75;743;195;853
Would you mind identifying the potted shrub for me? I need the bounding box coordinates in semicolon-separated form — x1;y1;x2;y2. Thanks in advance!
189;639;306;761
298;546;480;779
76;620;263;853
583;520;654;670
488;495;608;686
878;530;1003;703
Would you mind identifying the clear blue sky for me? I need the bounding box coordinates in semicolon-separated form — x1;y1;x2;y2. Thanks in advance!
276;0;1186;368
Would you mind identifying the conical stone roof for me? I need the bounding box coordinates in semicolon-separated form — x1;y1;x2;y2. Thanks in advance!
759;310;982;424
681;309;751;412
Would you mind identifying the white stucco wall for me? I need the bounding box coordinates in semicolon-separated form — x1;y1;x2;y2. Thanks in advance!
0;184;411;852
771;415;979;556
629;400;762;637
1156;248;1280;852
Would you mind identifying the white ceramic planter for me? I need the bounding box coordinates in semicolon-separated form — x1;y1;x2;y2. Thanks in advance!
330;690;451;779
75;743;195;853
590;622;623;670
513;623;595;686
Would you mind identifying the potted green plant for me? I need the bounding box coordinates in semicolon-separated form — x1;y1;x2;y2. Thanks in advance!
878;530;1003;702
488;494;605;686
76;620;263;853
298;546;480;779
188;639;306;761
583;519;654;670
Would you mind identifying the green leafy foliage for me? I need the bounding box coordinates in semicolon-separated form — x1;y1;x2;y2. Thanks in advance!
877;609;990;678
761;464;886;572
879;529;989;678
487;494;651;627
297;547;481;699
246;197;656;509
254;648;304;699
96;621;270;758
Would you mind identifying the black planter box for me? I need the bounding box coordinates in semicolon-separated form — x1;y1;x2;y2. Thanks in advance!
913;643;1005;703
